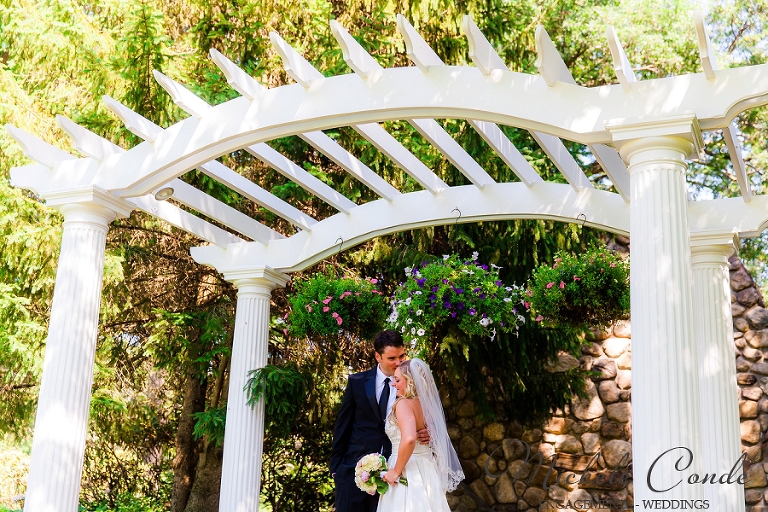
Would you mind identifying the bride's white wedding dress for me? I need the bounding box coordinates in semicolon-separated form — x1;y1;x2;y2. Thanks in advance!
377;410;451;512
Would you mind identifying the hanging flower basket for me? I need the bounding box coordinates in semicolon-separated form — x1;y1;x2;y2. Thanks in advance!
527;245;630;328
287;273;388;340
387;253;526;350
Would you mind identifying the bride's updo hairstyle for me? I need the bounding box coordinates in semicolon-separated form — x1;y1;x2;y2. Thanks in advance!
396;360;418;399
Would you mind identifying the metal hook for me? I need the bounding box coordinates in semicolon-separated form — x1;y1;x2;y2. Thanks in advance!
452;207;462;225
335;237;344;257
576;213;587;228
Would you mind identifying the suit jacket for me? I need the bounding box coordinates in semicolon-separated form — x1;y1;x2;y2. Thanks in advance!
330;367;393;483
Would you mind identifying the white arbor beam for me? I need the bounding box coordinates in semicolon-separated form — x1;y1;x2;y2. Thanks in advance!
722;121;752;202
330;20;383;81
329;21;448;194
530;132;593;190
535;25;577;87
606;26;636;92
128;194;242;247
467;120;542;186
534;25;629;197
693;13;751;202
268;34;402;200
694;11;717;81
5;124;76;168
168;178;284;243
396;16;495;188
102;95;163;142
462;15;507;77
58;111;284;242
199;159;317;230
395;14;443;72
153;70;210;118
244;143;357;213
269;31;325;88
209;48;266;100
299;131;400;200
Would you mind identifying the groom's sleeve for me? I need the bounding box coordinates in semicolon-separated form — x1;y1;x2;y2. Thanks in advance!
330;377;355;474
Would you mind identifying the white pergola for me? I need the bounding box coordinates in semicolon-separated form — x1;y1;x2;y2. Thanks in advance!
7;11;768;512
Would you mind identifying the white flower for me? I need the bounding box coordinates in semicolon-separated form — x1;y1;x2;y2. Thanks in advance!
503;297;512;302
490;328;497;341
411;327;416;334
415;291;422;295
472;251;479;260
405;297;412;305
275;318;285;324
467;271;474;275
479;317;490;327
443;254;450;260
404;267;412;275
462;269;469;273
401;326;406;333
416;310;423;316
414;270;422;277
518;315;526;324
406;318;413;324
411;338;418;347
491;264;501;270
505;287;513;292
417;328;425;336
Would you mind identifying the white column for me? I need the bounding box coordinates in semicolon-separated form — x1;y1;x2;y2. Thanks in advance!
219;268;290;512
691;234;745;512
608;115;704;504
23;202;121;512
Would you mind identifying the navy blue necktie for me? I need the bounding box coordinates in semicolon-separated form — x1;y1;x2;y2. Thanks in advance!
379;377;390;420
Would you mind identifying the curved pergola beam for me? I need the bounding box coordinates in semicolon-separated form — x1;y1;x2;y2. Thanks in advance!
190;182;629;273
98;63;768;198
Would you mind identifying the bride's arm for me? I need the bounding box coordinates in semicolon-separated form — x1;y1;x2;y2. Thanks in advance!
383;400;417;484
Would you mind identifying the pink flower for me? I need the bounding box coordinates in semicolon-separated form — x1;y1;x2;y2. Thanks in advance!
283;328;289;336
323;306;330;312
305;305;312;312
535;315;543;322
370;278;378;284
361;471;370;482
610;262;616;267
559;281;565;289
357;460;362;467
355;292;362;296
332;312;339;318
372;290;383;295
524;301;530;309
573;276;581;281
546;282;554;289
526;289;533;297
283;312;289;319
336;316;343;326
322;296;333;305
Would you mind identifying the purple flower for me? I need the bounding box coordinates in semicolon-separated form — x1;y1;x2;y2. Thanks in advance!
454;288;463;294
442;279;449;284
469;308;477;316
430;303;436;308
473;287;481;293
481;264;488;270
417;278;426;287
443;301;452;309
457;302;464;310
451;312;457;318
479;293;486;299
495;280;503;286
432;286;439;292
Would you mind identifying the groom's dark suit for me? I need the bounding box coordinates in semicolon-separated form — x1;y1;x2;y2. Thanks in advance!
331;367;392;512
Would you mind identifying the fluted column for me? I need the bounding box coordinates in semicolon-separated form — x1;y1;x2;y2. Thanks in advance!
24;201;124;512
608;115;704;504
691;234;745;511
219;268;290;512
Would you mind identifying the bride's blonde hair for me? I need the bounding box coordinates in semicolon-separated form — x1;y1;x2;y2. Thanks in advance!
396;360;418;399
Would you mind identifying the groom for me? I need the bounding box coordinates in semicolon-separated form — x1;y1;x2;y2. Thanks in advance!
330;330;406;512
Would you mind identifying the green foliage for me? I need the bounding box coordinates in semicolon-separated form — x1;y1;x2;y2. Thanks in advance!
528;246;630;328
388;254;526;356
245;363;309;439
287;273;388;340
192;406;226;448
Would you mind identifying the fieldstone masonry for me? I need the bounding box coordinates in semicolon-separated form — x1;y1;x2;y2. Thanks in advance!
445;255;767;512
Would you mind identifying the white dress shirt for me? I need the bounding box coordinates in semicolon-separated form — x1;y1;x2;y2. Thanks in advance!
375;365;397;420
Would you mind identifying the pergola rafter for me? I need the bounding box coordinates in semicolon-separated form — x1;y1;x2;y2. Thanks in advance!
5;10;765;512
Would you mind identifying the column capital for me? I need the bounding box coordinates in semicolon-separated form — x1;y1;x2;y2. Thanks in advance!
46;186;134;224
690;232;740;265
605;113;703;163
224;266;291;292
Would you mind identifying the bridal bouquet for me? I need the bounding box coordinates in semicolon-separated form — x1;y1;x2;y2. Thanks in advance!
354;453;408;495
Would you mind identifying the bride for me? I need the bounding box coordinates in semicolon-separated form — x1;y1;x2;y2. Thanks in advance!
378;358;464;511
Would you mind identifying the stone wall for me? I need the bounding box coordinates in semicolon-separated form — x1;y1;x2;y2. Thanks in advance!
445;256;768;512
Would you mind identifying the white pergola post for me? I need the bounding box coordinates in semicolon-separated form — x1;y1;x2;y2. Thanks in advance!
691;234;744;511
219;268;290;512
608;116;704;503
24;195;131;512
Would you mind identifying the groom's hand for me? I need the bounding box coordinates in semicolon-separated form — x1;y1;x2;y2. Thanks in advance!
416;427;430;445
